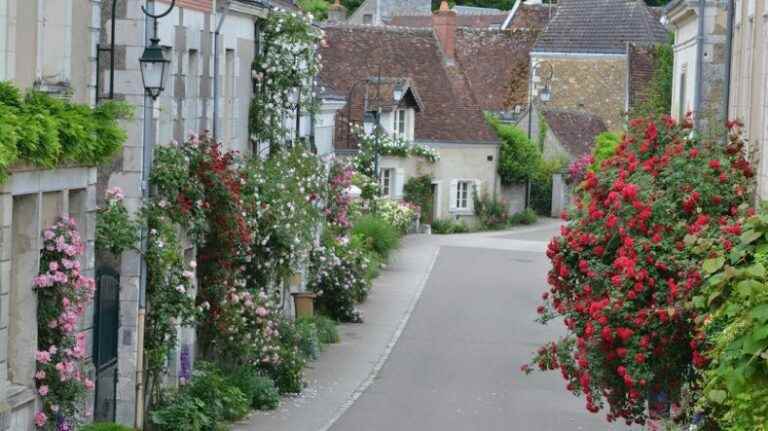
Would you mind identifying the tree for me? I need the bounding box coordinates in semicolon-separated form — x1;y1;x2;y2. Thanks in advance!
487;114;541;185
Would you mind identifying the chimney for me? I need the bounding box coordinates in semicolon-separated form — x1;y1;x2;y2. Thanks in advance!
432;1;457;62
327;0;348;23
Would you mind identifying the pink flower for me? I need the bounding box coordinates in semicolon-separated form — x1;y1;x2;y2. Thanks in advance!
34;411;47;427
38;385;49;396
35;370;46;380
48;261;59;272
35;351;51;364
43;230;55;240
84;378;95;391
256;307;269;317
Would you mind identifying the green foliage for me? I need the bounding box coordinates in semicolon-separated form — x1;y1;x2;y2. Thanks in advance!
352;214;401;259
80;423;136;431
487;114;541;185
227;366;280;411
697;209;768;430
0;81;130;182
591;132;621;170
311;315;341;345
295;318;321;360
474;192;510;230
187;362;250;423
299;0;329;19
509;208;538;226
404;175;434;224
269;320;307;394
96;189;140;255
431;218;473;234
633;41;674;117
150;390;213;431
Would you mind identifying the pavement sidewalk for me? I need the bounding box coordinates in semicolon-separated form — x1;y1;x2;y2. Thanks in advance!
232;234;441;431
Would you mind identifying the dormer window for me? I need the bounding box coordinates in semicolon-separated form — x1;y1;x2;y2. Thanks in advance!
395;109;407;137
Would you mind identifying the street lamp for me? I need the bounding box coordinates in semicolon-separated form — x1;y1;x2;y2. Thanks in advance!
139;0;176;100
525;60;554;209
139;37;170;100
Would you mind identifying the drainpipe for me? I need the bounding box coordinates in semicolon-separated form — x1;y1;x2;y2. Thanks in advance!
212;1;229;140
135;0;155;426
723;0;735;142
693;0;706;131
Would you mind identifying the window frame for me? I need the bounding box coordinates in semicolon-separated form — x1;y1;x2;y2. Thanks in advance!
456;181;471;209
380;168;394;197
395;110;407;137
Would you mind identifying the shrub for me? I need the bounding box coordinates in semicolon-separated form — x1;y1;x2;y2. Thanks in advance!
312;315;341;345
269;320;307;394
474;192;510;229
80;424;136;431
404;175;434;224
527;117;754;425
430;219;473;234
376;199;417;234
530;157;566;216
509;208;537;226
187;362;250;422
487;113;541;185
352;214;400;259
308;238;368;322
695;207;768;429
228;366;280;411
295;318;321;360
149;390;212;431
591;132;621;170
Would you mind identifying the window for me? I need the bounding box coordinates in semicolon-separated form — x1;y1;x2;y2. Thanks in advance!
380;168;394;197
395;110;407;137
678;71;687;120
363;14;373;24
456;181;471;209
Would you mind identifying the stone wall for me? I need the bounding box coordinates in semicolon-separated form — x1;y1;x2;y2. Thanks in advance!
0;166;97;431
531;55;628;131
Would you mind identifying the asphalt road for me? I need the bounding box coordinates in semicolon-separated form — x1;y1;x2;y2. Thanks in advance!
330;224;630;431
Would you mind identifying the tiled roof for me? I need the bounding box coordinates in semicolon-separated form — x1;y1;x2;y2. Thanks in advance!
455;28;538;111
387;13;508;28
507;4;555;31
364;77;425;112
627;43;656;109
542;109;607;157
533;0;668;54
318;25;498;149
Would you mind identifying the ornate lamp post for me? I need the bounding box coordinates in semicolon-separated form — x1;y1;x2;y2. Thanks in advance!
139;0;175;100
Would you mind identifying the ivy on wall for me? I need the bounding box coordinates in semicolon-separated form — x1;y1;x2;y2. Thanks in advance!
0;82;131;181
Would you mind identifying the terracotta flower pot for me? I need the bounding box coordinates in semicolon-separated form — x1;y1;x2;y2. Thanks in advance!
291;292;317;318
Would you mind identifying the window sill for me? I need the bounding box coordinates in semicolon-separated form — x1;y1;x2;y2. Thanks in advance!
449;209;473;216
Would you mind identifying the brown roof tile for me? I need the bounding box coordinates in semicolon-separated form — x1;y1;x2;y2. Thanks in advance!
541;109;607;157
533;0;668;54
507;4;556;31
387;13;508;29
319;25;498;149
455;28;537;111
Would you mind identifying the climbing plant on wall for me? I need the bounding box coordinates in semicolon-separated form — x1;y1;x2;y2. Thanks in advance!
249;9;322;150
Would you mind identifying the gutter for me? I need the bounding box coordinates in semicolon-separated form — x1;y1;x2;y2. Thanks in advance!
212;0;230;140
723;0;735;142
693;0;705;131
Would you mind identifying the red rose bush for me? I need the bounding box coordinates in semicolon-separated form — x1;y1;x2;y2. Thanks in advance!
527;116;754;425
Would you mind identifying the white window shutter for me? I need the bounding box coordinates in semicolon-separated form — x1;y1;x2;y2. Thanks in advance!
449;180;458;211
394;168;405;198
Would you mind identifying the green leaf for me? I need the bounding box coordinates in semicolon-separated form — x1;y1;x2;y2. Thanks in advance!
747;263;768;279
703;257;726;274
708;389;727;404
751;304;768;322
736;280;763;297
743;332;768;355
692;295;706;309
741;229;764;245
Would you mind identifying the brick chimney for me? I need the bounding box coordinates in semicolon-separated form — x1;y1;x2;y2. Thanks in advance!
432;1;457;62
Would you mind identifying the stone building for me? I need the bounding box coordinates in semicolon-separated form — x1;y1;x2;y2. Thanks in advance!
664;0;768;198
530;0;669;130
346;0;432;25
320;1;549;220
0;0;101;428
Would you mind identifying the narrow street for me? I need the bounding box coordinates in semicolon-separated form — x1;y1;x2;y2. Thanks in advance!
238;221;632;431
329;222;629;431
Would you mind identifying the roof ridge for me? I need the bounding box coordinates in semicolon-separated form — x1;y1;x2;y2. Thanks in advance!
323;23;434;33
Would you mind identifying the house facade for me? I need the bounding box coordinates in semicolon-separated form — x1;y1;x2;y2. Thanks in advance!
530;0;669;131
664;0;768;198
320;1;549;220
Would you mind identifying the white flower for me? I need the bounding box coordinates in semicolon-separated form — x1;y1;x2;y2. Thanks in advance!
175;285;186;294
